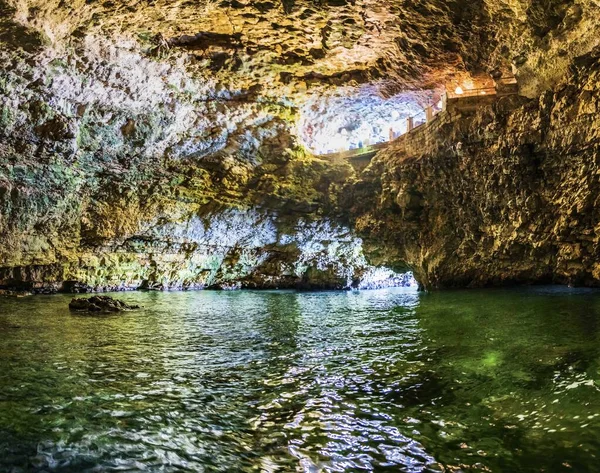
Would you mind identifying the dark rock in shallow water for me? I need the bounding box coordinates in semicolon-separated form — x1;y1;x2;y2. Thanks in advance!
0;289;33;297
69;296;140;313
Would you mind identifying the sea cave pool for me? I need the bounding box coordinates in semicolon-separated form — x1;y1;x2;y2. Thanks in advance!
1;286;600;472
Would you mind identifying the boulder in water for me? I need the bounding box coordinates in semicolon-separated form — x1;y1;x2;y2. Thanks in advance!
69;296;140;313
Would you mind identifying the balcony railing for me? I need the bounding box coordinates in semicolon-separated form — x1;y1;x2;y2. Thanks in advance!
315;81;513;157
446;87;497;99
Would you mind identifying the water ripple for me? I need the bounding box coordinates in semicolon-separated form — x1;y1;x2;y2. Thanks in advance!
2;287;600;472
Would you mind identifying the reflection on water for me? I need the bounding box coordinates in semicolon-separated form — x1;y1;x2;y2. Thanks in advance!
1;287;600;472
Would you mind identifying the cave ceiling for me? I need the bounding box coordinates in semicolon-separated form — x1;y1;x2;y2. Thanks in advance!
1;0;598;102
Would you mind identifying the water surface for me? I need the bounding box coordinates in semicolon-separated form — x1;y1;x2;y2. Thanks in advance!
1;287;600;472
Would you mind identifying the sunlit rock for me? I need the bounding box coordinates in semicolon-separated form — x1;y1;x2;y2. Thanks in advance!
0;0;600;291
298;87;438;154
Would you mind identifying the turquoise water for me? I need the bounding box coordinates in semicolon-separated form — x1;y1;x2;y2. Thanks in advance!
1;287;600;472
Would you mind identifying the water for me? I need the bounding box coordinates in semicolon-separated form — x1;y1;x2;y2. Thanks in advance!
1;287;600;472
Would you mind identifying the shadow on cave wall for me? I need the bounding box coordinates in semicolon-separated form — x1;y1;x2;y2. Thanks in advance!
0;1;45;51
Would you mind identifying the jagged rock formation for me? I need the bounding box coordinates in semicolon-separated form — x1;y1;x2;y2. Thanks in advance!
3;0;598;97
0;0;599;291
0;0;494;96
0;31;413;292
345;47;600;289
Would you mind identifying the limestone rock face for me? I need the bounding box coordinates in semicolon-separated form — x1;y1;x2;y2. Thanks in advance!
0;0;494;97
0;33;405;291
2;0;598;97
345;47;600;289
0;0;600;291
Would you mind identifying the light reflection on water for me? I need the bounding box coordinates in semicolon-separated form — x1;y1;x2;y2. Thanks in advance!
1;287;600;472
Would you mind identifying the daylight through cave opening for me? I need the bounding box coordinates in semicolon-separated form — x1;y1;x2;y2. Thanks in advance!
297;87;442;155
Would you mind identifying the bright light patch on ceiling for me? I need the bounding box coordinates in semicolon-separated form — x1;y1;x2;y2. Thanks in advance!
298;88;438;155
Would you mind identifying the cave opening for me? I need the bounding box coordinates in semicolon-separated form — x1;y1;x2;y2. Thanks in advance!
297;86;442;155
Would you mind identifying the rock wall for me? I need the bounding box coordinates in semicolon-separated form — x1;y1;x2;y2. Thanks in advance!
344;47;600;289
0;36;412;292
2;0;600;292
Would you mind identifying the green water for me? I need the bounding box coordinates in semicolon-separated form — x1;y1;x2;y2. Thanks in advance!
1;287;600;472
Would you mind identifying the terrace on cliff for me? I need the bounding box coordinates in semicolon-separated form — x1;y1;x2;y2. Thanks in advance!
315;73;519;169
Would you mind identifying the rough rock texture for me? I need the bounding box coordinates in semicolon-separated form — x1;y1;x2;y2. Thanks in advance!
0;34;410;291
0;0;494;96
3;0;598;97
1;0;600;291
488;0;600;97
69;295;140;312
345;47;600;289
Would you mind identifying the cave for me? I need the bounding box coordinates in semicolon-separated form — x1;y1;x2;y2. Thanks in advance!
2;0;600;471
297;88;433;154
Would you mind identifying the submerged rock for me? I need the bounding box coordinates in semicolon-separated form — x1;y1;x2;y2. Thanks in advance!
69;296;140;313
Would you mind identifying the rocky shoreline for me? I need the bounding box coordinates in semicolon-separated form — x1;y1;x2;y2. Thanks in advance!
0;271;417;296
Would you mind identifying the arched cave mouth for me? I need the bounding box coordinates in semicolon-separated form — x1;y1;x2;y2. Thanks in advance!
297;87;441;155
